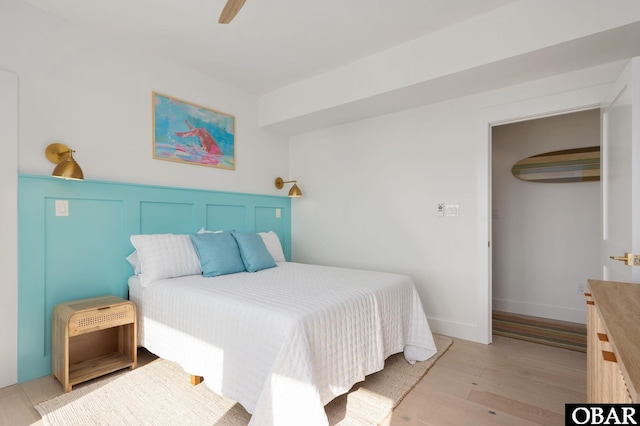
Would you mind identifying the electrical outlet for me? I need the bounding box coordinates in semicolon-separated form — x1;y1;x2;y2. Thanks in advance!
577;284;585;295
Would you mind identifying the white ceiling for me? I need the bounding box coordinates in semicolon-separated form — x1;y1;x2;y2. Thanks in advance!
20;0;517;95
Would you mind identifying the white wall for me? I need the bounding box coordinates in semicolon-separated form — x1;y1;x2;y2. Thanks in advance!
0;70;18;388
0;0;289;195
289;61;624;343
492;110;601;324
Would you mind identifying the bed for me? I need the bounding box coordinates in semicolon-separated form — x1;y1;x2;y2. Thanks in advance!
127;232;437;426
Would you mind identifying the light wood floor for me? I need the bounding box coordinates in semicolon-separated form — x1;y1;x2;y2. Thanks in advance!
0;335;585;426
391;335;586;426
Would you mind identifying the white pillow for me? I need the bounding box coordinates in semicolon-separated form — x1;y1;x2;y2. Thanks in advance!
130;234;202;286
127;229;220;274
259;231;286;262
197;228;223;234
126;251;141;275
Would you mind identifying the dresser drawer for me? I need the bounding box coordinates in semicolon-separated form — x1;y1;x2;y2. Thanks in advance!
587;280;640;403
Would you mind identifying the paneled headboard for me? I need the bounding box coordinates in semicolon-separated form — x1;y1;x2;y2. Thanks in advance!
17;174;291;382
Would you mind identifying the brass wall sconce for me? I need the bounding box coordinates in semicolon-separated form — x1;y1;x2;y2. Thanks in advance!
275;177;302;197
45;143;84;181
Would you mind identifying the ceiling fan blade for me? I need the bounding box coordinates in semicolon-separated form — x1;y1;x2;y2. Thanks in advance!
218;0;246;24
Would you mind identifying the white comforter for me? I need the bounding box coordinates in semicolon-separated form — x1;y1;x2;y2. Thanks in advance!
128;262;436;426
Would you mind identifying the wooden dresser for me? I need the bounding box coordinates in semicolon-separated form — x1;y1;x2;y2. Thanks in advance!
586;280;640;403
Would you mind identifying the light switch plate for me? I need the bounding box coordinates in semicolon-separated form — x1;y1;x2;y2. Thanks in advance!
55;200;69;217
445;204;459;217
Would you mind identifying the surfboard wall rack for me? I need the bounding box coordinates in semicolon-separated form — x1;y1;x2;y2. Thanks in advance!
511;146;600;183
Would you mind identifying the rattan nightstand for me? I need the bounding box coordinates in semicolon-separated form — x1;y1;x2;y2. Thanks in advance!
52;295;137;392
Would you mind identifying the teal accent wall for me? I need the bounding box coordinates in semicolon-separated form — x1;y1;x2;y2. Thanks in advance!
17;174;291;382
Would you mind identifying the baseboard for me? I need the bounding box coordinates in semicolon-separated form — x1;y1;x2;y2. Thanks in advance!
492;298;587;324
427;317;490;344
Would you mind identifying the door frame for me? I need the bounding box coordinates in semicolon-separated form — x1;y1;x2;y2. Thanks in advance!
487;107;601;336
0;69;18;387
479;82;611;344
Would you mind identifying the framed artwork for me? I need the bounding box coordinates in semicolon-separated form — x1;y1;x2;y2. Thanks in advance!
153;92;235;170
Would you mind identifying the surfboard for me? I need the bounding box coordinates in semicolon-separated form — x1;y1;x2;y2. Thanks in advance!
511;146;600;183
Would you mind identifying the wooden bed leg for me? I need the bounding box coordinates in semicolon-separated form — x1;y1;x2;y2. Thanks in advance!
190;375;203;386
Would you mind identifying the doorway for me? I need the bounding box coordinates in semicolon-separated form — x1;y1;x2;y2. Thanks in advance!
490;109;600;347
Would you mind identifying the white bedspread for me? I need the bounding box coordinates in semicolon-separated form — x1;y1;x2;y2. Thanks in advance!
128;262;436;426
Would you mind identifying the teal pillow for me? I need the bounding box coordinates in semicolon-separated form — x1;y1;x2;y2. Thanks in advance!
231;231;277;272
189;232;246;277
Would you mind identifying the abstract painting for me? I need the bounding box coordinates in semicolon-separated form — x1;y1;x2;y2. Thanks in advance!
153;92;235;170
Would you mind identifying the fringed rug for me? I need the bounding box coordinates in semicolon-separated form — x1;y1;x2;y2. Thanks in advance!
36;335;452;426
493;311;586;352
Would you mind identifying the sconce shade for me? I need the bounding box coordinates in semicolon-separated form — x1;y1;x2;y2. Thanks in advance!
288;183;302;197
45;143;84;181
275;177;302;197
52;154;84;180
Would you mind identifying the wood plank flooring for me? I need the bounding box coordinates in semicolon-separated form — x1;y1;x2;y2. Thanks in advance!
390;335;586;426
0;335;585;425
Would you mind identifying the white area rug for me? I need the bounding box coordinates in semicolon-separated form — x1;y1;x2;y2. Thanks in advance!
36;335;452;425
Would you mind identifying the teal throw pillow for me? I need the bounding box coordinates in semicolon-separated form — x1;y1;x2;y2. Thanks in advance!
189;232;246;277
231;231;277;272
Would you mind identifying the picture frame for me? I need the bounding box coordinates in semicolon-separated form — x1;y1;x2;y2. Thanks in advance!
152;92;235;170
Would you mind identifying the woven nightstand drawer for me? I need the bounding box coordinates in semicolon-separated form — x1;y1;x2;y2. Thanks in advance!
68;303;135;336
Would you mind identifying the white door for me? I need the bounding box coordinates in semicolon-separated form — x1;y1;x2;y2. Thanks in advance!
601;58;640;282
